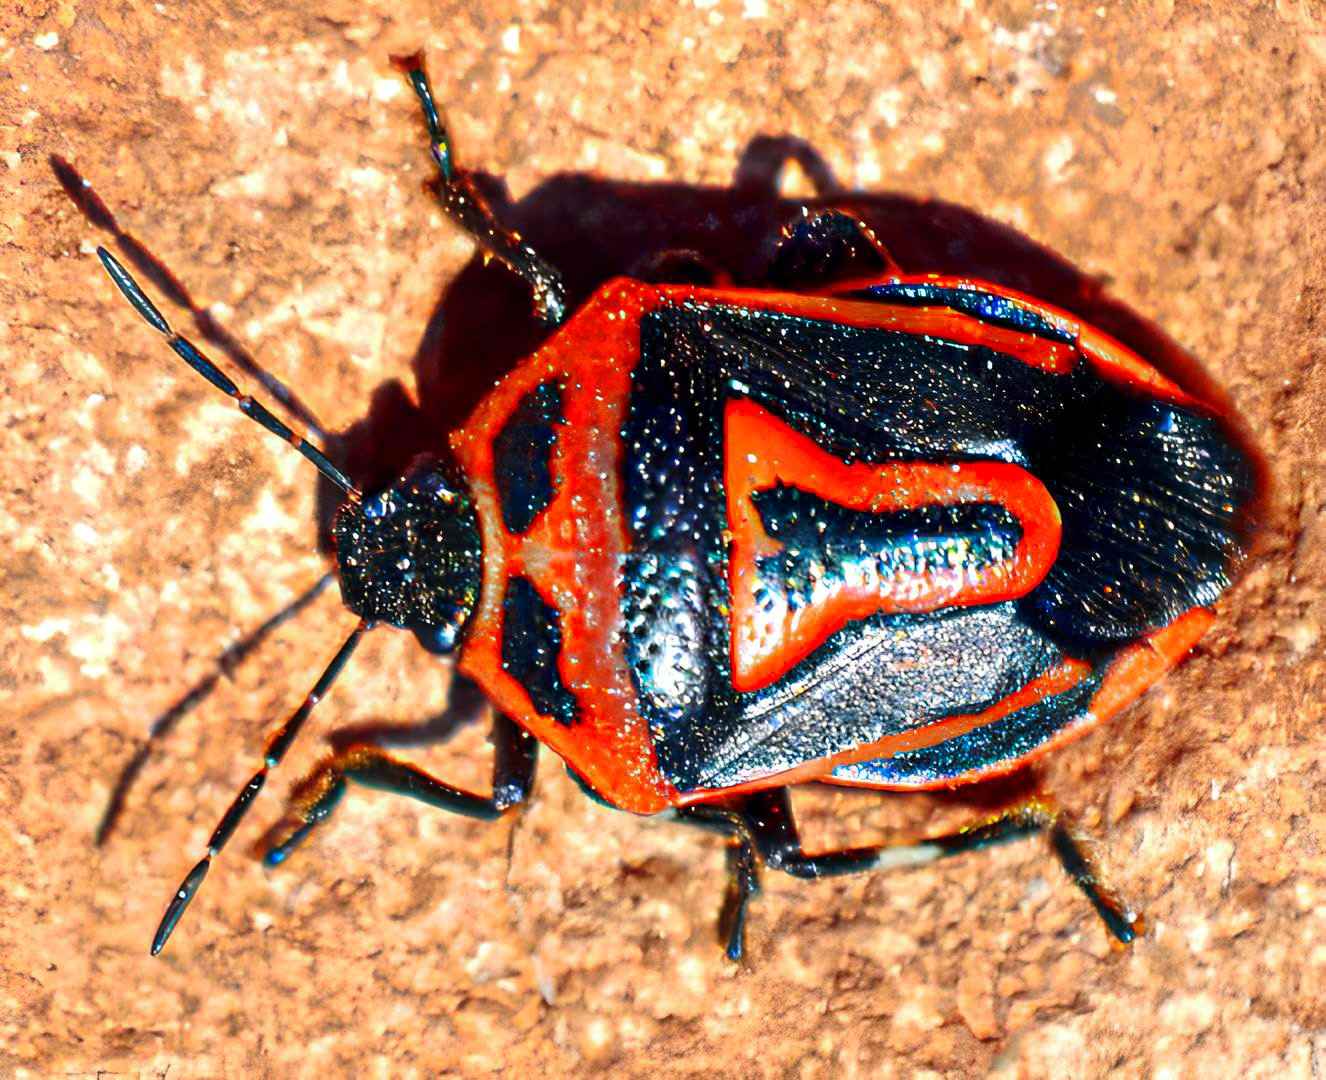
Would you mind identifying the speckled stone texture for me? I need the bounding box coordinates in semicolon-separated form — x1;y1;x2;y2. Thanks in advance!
3;1;1324;1076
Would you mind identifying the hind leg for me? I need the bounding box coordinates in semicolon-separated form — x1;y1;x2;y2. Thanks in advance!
673;805;762;961
679;788;1138;954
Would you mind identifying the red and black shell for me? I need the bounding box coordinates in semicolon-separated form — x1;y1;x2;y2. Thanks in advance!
432;273;1252;815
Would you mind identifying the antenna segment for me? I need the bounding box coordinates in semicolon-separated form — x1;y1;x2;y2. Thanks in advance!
96;247;359;500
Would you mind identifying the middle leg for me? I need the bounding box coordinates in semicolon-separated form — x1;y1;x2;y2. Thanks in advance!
673;804;762;961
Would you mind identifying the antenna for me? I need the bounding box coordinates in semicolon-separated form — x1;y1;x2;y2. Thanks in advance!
96;247;360;500
151;619;370;955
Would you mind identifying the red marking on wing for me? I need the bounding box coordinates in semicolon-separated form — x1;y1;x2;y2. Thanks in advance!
681;608;1216;804
821;273;1203;407
725;398;1062;693
683;285;1081;373
1088;606;1215;722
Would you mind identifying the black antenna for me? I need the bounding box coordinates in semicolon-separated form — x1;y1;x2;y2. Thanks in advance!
151;619;370;955
96;247;359;500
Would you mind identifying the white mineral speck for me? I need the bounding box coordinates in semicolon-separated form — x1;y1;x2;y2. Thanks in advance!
72;521;101;546
1043;134;1075;182
372;77;402;102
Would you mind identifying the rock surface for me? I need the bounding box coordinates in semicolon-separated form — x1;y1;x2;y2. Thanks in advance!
3;1;1324;1076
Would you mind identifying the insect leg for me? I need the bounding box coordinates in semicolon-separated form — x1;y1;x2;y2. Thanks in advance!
730;789;1139;944
767;208;900;288
262;712;538;867
393;53;567;327
672;805;762;961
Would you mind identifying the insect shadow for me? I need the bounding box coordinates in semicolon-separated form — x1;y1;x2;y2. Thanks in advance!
57;136;1248;849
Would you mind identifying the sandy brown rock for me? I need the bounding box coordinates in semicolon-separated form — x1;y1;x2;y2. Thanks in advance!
3;1;1324;1076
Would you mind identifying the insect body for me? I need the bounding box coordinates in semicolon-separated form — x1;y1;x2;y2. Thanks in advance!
99;56;1254;959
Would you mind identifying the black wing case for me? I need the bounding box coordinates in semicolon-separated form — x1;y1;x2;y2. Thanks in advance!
619;293;1252;793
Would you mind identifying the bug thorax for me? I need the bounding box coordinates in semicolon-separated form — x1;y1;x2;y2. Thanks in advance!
332;459;482;653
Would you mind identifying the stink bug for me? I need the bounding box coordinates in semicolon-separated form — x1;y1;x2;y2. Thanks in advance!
98;55;1255;960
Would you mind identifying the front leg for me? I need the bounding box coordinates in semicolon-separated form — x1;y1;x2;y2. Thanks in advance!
263;712;537;866
393;53;567;327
